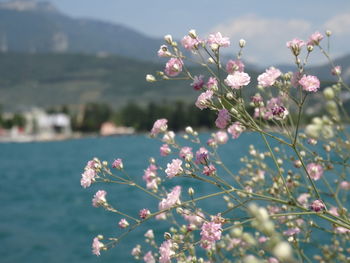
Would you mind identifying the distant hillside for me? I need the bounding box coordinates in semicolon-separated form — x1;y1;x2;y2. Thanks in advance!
0;0;162;60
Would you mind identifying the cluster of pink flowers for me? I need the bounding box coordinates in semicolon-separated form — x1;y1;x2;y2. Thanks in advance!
310;199;326;212
200;220;223;250
179;146;193;161
81;159;100;188
224;71;251;89
206;77;218;90
215;109;230;129
159;240;175;263
143;164;159;190
151;119;168;136
195;90;213;110
254;96;288;121
165;159;183;178
257;67;282;87
207;32;230;48
143;251;156;263
139;208;151;219
181;35;201;50
159;186;182;211
299;75;320;92
164;58;183;77
306;163;324;180
92;237;104;256
202;164;216;176
227;122;245;139
92;190;107;207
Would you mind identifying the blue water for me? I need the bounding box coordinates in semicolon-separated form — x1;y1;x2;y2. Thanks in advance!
0;133;255;262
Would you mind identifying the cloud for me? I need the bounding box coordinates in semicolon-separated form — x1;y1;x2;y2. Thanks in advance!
324;12;350;35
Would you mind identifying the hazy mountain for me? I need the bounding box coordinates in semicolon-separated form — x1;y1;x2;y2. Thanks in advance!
0;0;162;60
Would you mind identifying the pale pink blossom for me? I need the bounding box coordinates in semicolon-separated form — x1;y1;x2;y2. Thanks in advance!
200;221;222;250
159;240;175;263
257;67;282;87
183;209;205;226
118;218;129;228
226;59;244;74
206;77;218;90
143;251;156;263
159;186;182;210
112;158;123;169
162;131;175;144
214;131;228;144
215;109;230;129
207;32;230;47
329;207;339;216
179;146;193;161
164;58;183;77
195;147;209;164
195;90;213;110
155;212;167;220
340;181;350;190
144;229;154;239
131;245;141;257
283;227;301;236
202;164;216;176
225;71;251;89
191;75;205;90
297;193;310;206
306;163;323;180
158;45;170;57
181;35;200;50
139;208;151;219
299;75;320;92
286;38;305;56
92;190;107;207
151;118;168;136
332;66;342;76
81;168;96;188
143;164;158;190
307;31;324;46
160;144;171;156
85;159;100;170
165;159;183;178
310;199;326;212
227;122;245;139
335;227;350;234
92;237;104;256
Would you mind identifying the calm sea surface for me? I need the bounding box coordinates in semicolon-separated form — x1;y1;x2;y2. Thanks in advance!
0;132;327;262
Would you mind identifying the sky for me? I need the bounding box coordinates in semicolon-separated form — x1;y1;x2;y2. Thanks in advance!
44;0;350;66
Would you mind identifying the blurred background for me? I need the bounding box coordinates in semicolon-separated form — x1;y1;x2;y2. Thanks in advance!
0;0;349;262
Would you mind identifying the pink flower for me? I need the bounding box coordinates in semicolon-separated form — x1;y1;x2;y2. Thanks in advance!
329;207;339;216
92;237;104;256
203;164;216;176
159;240;175;263
144;251;156;263
207;32;230;47
227;122;245;139
297;193;310;206
335;227;350;234
143;164;159;190
131;245;141;257
151;118;168;136
214;131;228;144
286;38;305;56
179;146;193;161
92;190;107;207
306;163;323;180
144;229;155;239
112;158;123;169
299;75;320;92
283;227;301;236
195;90;213;110
206;77;218;90
225;71;251;89
165;159;183;178
200;221;222;250
139;208;151;219
181;35;200;50
258;236;268;243
307;31;324;46
257;67;281;87
272;106;289;120
332;66;342;76
81;168;96;188
215;109;230;129
158;45;170;57
226;60;244;74
191;75;205;90
164;58;183;77
340;181;350;190
159;185;182;210
160;144;171;156
310;199;326;212
118;218;129;228
195;147;209;164
183;209;205;226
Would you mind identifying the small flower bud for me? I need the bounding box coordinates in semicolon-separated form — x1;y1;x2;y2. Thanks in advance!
239;39;246;48
273;242;292;261
211;43;219;51
188;29;197;39
164;34;173;44
164;232;172;240
207;57;215;64
323;87;335;100
307;45;314;52
188;187;195;196
326;30;332;37
146;74;156;82
226;92;234;100
185;126;194;134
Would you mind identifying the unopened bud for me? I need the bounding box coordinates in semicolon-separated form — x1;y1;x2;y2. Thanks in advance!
164;34;173;44
146;74;156;82
185;126;194;134
208;57;215;64
323;87;335;100
307;45;314;52
239;39;246;48
273;242;292;261
226;92;234;100
211;43;219;51
188;187;195;196
189;29;197;39
326;30;332;37
164;232;172;240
